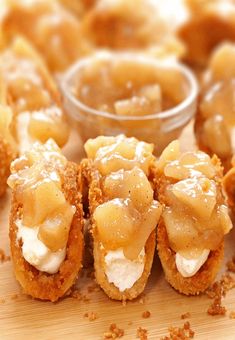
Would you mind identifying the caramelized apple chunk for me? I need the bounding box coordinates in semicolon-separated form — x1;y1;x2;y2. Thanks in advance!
159;142;232;259
94;198;136;250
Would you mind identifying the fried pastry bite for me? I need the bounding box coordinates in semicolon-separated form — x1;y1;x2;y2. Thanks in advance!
2;0;88;72
223;157;235;215
0;36;69;152
82;135;162;301
178;0;235;67
8;139;84;302
81;0;185;60
194;43;235;171
153;140;232;295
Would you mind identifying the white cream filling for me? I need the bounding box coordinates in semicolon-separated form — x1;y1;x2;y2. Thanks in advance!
17;111;33;155
16;219;66;274
104;248;145;292
175;249;210;278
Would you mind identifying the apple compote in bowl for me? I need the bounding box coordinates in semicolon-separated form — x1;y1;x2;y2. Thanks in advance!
61;52;198;154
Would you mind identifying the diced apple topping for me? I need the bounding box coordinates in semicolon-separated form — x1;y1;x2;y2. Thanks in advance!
87;135;161;260
0;105;17;150
8;139;74;252
171;177;216;219
94;198;136;250
209;42;235;82
201;115;232;159
156;140;180;172
85;135;154;176
159;141;232;258
103;167;153;212
28;106;69;147
200;79;235;125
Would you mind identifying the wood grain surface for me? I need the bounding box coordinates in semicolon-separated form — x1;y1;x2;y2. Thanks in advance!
1;123;235;340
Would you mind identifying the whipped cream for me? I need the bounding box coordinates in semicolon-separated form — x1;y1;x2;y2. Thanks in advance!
16;219;66;274
104;248;145;292
176;249;210;278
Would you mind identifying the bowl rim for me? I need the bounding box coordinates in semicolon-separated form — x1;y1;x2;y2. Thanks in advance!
61;52;198;121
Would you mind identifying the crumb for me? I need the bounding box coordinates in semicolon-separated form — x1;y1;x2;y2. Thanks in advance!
227;257;235;273
160;322;195;339
142;311;151;319
229;311;235;319
139;298;144;305
0;249;10;263
83;311;98;321
136;327;148;340
181;312;191;319
122;300;127;307
206;272;235;316
11;294;19;300
103;323;124;339
128;321;133;326
0;298;5;304
70;288;90;303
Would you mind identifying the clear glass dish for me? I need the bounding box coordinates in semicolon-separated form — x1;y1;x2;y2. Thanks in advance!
61;52;198;154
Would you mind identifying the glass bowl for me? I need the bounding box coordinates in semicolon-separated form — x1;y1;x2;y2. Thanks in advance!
60;52;198;154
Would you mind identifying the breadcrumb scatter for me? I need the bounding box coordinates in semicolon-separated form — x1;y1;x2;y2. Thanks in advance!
206;272;235;316
83;311;98;321
136;327;148;340
0;298;5;304
160;321;195;340
142;310;151;319
103;323;124;339
181;312;191;319
0;249;11;263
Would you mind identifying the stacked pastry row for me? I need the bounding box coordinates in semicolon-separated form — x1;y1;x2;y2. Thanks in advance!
7;134;234;302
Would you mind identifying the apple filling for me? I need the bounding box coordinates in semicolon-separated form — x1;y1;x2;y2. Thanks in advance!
0;38;69;148
76;57;187;116
85;135;162;261
156;141;232;273
8;139;75;258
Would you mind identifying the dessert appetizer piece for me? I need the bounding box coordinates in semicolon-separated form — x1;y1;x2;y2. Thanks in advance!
0;36;69;152
8;139;84;302
178;0;235;67
195;42;235;171
81;0;185;59
154;140;232;295
2;0;87;72
0;104;17;197
223;157;235;215
82;135;162;301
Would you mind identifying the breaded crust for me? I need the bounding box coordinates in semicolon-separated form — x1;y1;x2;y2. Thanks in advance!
9;162;84;302
151;155;225;295
0;138;15;197
81;159;156;301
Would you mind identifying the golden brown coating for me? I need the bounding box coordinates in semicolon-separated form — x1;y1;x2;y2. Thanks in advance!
152;155;225;295
81;158;156;301
9;162;84;302
0;138;15;197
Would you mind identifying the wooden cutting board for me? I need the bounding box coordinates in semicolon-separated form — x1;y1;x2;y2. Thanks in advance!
1;123;235;340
